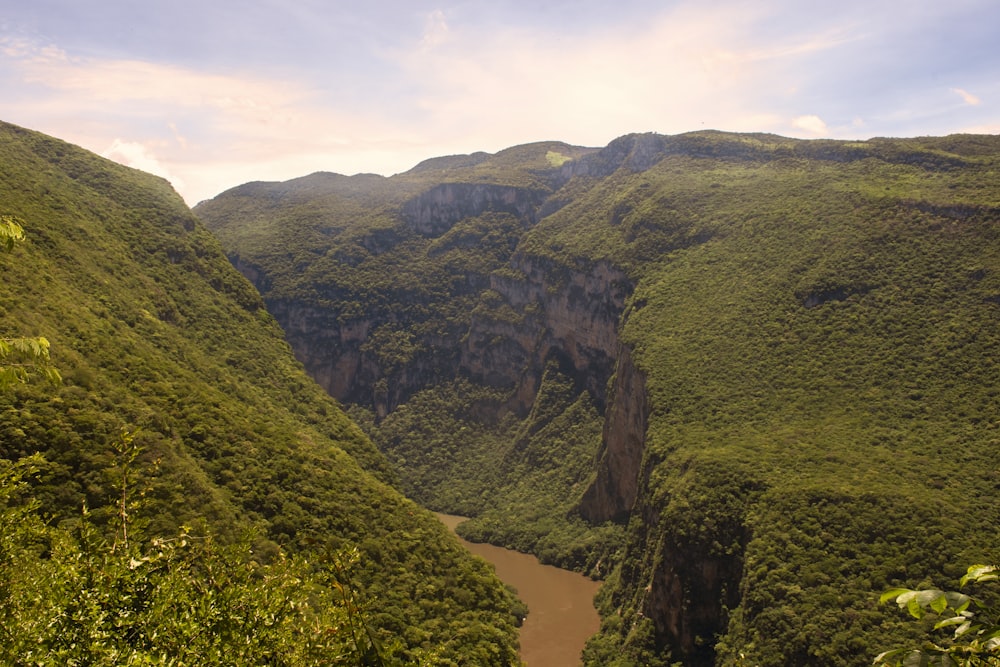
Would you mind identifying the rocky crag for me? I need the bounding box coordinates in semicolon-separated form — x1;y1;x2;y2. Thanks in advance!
197;131;1000;666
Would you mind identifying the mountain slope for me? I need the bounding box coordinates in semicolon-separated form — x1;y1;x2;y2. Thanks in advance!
555;133;1000;666
197;141;624;562
198;129;1000;666
0;120;520;664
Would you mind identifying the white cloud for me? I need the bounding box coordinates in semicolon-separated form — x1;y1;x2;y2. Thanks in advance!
102;139;183;189
16;51;307;121
952;87;982;106
791;114;829;135
389;2;858;149
0;38;430;202
167;122;188;150
420;9;451;50
961;121;1000;134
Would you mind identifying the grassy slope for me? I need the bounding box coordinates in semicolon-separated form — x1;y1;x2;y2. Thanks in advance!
0;121;520;664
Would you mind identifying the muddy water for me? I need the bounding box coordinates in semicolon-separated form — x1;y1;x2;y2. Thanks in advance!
436;513;602;667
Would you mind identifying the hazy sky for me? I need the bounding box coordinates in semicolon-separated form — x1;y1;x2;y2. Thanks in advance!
1;1;998;204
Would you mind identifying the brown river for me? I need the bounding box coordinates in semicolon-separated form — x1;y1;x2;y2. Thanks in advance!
436;513;602;667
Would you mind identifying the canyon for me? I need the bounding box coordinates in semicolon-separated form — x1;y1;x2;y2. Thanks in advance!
197;130;1000;666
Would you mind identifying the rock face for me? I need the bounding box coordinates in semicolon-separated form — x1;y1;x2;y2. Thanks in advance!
268;300;372;403
607;463;764;667
402;183;548;236
577;343;648;523
462;256;632;413
225;177;637;425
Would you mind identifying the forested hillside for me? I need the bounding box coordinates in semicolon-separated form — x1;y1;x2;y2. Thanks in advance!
0;120;522;665
199;130;1000;666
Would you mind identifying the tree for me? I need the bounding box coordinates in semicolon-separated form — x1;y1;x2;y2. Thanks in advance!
0;214;61;388
876;565;1000;666
0;214;25;250
0;216;396;665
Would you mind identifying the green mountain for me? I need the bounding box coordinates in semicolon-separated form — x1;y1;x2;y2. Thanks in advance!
0;120;521;665
198;131;1000;666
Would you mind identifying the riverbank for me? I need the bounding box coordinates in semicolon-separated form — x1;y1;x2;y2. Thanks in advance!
436;513;602;667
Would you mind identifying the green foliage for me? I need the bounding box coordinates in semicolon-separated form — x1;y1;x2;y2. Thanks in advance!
198;127;1000;665
0;335;61;389
370;367;622;577
876;565;1000;666
451;364;623;574
0;215;61;389
0;213;25;250
0;120;521;663
0;451;401;666
546;150;571;167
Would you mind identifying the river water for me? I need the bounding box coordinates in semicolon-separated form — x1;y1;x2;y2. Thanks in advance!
436;513;602;667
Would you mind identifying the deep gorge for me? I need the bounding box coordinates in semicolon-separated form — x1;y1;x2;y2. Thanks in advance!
196;130;1000;666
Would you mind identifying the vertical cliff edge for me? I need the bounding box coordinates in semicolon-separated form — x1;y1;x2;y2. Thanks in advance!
197;131;1000;666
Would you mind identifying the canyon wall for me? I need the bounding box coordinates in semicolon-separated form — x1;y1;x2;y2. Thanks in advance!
577;343;648;524
461;256;632;414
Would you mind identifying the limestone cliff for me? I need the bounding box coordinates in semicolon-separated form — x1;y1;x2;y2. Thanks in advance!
402;182;548;237
461;256;631;413
600;460;764;666
577;343;648;523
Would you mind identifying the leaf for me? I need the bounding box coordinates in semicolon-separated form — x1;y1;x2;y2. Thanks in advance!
916;589;946;606
882;588;915;605
0;215;25;251
933;615;967;630
961;564;998;586
942;590;969;609
874;647;915;665
901;649;929;667
952;620;972;638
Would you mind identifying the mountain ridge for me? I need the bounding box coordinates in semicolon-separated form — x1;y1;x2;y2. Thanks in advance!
198;128;1000;666
0;119;522;664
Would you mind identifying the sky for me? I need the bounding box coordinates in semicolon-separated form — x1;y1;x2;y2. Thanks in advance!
1;0;998;205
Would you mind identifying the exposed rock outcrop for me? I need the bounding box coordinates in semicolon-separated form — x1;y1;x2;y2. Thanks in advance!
269;297;465;418
577;343;648;523
461;256;632;414
252;182;634;421
401;183;547;237
612;465;765;666
562;133;672;178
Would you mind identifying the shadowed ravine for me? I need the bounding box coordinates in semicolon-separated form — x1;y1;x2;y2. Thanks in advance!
196;132;1000;665
436;514;602;667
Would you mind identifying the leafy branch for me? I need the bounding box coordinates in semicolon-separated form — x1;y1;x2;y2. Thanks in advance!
876;565;1000;666
1;214;61;389
0;214;25;251
0;336;62;389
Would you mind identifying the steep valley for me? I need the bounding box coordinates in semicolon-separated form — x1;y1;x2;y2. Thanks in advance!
0;121;523;665
198;131;1000;666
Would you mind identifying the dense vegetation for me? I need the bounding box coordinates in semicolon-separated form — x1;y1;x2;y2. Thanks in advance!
0;120;522;664
360;367;622;575
197;141;622;574
200;129;1000;666
565;136;1000;665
